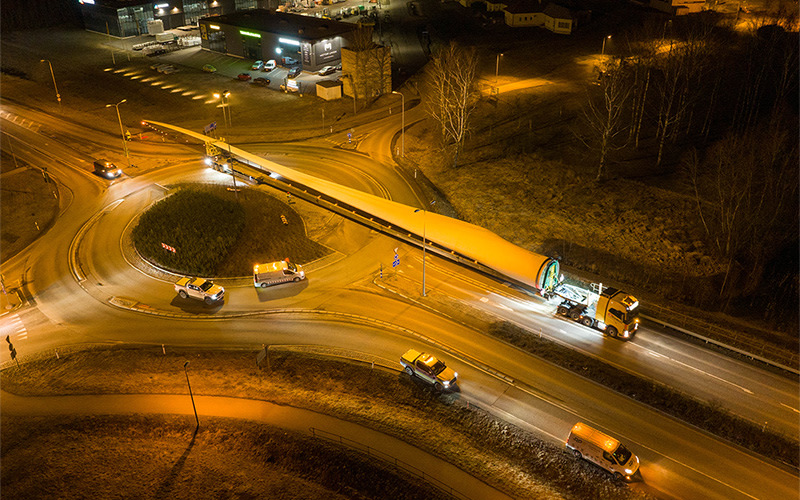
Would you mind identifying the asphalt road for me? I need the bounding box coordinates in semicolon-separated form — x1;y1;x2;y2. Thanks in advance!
2;103;798;500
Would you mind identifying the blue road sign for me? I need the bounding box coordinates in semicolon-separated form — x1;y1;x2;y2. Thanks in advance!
392;254;400;268
204;122;217;134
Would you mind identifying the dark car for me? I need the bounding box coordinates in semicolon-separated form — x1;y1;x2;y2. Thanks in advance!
237;73;252;81
288;66;302;78
252;77;271;87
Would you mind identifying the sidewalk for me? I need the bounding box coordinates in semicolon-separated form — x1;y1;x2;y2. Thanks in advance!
1;390;513;500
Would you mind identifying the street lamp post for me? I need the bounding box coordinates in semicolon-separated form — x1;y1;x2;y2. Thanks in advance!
601;35;612;55
214;90;231;128
495;52;504;84
391;91;405;157
414;200;435;297
105;99;131;169
183;361;199;432
40;59;61;109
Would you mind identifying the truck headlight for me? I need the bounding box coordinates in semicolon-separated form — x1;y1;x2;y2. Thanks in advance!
443;380;450;387
624;468;633;475
623;330;630;338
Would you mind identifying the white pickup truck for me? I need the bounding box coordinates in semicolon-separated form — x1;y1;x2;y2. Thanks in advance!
174;277;224;305
400;349;458;392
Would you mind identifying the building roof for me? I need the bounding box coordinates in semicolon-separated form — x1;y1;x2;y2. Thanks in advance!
201;9;356;40
503;0;544;14
543;2;573;18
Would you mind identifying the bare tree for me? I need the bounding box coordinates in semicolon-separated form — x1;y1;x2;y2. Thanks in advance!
425;41;480;167
684;119;799;303
579;58;631;181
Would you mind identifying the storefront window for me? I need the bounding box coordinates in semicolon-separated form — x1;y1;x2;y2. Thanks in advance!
235;0;258;11
183;1;207;25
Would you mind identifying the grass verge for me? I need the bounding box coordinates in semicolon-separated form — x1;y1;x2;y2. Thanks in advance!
1;414;447;500
487;321;799;468
133;184;330;277
1;346;655;500
0;155;60;262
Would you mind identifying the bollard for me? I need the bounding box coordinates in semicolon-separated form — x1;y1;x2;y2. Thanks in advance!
162;344;166;355
55;349;59;360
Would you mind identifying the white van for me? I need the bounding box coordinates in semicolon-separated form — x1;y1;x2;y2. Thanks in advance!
253;260;305;287
565;422;640;482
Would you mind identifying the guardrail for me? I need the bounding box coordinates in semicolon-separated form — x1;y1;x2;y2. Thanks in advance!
643;303;799;374
308;427;472;500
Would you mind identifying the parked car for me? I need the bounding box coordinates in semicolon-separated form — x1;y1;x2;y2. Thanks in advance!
400;349;458;391
237;73;252;81
251;60;264;70
174;277;225;305
202;64;217;73
93;159;122;179
252;77;271;87
334;63;342;71
150;63;169;71
288;66;302;78
318;65;335;76
264;59;277;71
158;65;178;74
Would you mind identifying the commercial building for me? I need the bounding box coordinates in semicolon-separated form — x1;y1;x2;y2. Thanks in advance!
198;9;356;72
77;0;275;38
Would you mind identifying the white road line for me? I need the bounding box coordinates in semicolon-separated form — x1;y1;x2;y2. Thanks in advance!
780;402;800;414
642;347;754;394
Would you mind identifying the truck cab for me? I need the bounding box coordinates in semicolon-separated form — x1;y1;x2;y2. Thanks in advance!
552;283;639;339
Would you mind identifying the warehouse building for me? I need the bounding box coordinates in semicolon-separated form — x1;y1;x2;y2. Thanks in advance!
198;9;356;72
78;0;276;38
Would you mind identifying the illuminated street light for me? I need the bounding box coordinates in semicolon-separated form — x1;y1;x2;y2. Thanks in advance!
105;99;131;169
391;90;405;157
40;59;61;109
213;90;231;128
183;361;199;432
414;200;436;297
601;35;612;55
495;52;504;84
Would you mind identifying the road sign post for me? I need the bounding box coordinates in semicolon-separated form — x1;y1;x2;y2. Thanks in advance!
6;335;19;369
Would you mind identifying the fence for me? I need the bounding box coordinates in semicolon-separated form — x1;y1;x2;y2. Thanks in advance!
308;427;472;500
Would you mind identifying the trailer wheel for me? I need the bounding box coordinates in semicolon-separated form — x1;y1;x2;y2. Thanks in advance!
569;310;581;321
178;290;188;299
557;306;568;316
606;326;618;338
404;366;413;376
581;317;593;327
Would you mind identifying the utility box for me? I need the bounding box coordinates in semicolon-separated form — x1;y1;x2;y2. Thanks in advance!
147;19;165;35
316;80;343;101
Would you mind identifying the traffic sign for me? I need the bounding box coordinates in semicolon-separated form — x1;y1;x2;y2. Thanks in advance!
392;254;400;268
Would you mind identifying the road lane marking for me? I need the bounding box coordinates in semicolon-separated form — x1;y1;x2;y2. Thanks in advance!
780;403;800;414
641;347;754;394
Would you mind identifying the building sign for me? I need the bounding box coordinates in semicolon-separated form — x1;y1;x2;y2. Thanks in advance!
315;37;340;65
301;42;312;65
240;30;261;38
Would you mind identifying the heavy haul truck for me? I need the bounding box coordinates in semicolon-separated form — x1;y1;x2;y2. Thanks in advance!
545;282;640;340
